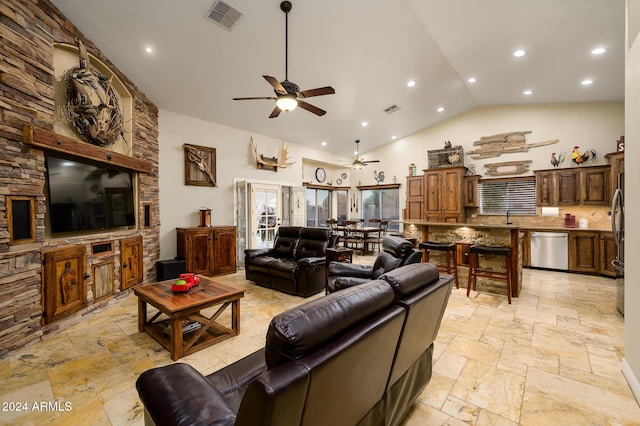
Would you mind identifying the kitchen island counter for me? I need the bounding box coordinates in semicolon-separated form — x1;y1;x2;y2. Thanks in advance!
398;220;522;298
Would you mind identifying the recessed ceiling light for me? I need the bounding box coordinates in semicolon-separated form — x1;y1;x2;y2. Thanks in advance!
513;49;526;57
437;107;444;113
361;121;368;127
581;79;593;86
391;135;397;140
407;80;416;88
467;77;477;83
523;89;533;95
321;141;327;146
591;47;607;55
144;46;154;54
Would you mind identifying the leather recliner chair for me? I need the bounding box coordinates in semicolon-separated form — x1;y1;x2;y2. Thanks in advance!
326;235;422;293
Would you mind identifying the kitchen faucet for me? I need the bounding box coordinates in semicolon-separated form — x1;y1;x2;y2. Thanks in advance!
506;209;512;225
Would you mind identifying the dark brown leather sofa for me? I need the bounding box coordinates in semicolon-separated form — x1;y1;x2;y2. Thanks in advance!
326;235;422;293
244;226;336;297
136;263;454;426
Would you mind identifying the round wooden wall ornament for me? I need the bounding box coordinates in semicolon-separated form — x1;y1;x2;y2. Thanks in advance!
63;41;124;147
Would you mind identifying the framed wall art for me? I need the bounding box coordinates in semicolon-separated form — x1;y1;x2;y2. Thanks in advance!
184;143;217;187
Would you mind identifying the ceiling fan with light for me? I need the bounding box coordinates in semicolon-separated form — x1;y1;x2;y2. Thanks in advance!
232;1;335;118
348;139;380;169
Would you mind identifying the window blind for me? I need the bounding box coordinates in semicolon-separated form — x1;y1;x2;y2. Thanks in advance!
479;177;536;215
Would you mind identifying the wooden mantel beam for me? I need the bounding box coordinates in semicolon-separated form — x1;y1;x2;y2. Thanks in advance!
22;125;153;174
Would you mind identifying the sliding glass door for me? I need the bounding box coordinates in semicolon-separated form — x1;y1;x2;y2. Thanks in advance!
306;188;330;227
361;187;400;231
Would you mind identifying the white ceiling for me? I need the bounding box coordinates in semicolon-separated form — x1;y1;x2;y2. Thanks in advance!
50;0;624;159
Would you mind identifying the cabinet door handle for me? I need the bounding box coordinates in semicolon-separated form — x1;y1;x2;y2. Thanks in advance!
122;263;128;269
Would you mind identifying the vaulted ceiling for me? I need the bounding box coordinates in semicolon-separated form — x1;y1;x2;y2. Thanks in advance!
50;0;624;158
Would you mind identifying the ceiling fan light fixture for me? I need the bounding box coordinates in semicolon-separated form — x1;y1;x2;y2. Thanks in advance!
276;95;298;111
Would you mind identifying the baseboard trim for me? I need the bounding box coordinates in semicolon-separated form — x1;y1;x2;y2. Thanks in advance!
622;357;640;405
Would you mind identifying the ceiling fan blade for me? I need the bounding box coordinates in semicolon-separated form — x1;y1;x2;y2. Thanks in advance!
298;100;326;116
263;75;287;94
233;96;277;100
269;106;282;119
298;86;335;98
363;160;380;164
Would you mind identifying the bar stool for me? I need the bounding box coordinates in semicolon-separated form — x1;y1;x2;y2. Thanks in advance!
467;245;512;304
418;242;459;288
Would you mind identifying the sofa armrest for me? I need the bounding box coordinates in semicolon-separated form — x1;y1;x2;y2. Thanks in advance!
296;256;326;266
136;363;236;426
335;276;371;290
206;349;266;411
328;262;373;278
244;248;272;259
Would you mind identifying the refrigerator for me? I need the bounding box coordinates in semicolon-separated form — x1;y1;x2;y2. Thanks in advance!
611;172;624;315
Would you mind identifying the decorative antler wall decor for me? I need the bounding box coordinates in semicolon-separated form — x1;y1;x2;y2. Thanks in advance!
250;137;295;172
467;131;559;159
183;143;217;187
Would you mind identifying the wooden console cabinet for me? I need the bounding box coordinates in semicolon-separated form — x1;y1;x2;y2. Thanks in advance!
177;226;237;276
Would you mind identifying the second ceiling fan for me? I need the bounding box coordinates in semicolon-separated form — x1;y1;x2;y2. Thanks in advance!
349;140;380;169
233;1;335;118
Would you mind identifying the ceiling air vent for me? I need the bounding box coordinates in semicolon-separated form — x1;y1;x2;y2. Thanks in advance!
384;104;400;113
206;0;244;31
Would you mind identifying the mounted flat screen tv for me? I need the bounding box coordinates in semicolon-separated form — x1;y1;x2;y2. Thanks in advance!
45;155;136;235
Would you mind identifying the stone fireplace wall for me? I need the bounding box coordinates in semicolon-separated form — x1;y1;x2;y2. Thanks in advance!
0;0;160;357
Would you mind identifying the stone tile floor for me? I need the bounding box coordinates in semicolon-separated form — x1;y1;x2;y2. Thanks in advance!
1;259;639;425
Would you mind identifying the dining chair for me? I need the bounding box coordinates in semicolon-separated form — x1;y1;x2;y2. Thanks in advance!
342;220;363;255
366;220;388;254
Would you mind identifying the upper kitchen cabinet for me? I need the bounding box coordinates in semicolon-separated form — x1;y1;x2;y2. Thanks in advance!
424;167;465;222
605;151;624;194
535;170;555;206
535;165;610;207
405;175;425;220
463;175;479;208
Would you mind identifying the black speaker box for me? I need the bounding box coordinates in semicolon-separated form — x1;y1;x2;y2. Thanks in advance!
156;259;187;281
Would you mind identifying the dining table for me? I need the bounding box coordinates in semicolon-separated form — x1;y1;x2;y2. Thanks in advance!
334;224;382;255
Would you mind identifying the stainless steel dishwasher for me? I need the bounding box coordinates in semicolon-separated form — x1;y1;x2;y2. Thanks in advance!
530;232;569;270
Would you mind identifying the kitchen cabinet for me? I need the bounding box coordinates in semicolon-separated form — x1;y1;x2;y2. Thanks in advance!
568;231;600;273
405;175;424;220
535;165;610;206
606;151;624;195
556;170;581;205
535;170;555;206
599;232;618;277
424;166;465;222
177;226;237;276
521;230;531;268
582;167;610;205
464;175;479;207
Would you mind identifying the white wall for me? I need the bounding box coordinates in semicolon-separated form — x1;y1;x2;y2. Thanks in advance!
363;102;623;213
623;0;640;403
158;109;349;259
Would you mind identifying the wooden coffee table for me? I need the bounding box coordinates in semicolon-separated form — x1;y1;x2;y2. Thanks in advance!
134;276;244;360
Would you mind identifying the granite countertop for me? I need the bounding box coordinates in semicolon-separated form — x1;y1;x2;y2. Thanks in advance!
397;220;612;233
397;220;520;230
519;225;612;233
